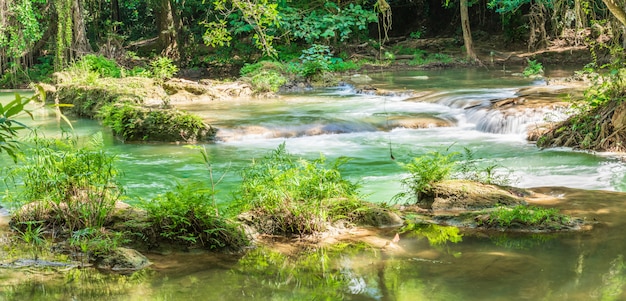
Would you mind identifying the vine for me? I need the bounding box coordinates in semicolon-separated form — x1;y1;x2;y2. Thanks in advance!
55;0;73;70
375;0;392;59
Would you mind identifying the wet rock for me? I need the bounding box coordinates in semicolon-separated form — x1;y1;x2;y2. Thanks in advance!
96;247;150;272
418;179;528;211
386;115;455;129
347;74;372;84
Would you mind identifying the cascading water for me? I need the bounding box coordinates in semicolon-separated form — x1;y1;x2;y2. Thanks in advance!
4;69;626;301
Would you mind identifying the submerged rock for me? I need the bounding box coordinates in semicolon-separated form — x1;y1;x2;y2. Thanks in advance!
96;247;151;272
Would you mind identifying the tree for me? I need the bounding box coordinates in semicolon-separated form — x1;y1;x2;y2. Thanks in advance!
602;0;626;27
459;0;478;61
152;0;181;60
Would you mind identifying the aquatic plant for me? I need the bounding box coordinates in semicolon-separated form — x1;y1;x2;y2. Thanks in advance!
140;182;249;250
481;205;569;228
395;150;457;202
5;133;121;233
231;143;367;235
394;147;516;203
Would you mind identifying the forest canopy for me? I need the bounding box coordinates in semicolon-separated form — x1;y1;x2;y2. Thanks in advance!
1;0;626;87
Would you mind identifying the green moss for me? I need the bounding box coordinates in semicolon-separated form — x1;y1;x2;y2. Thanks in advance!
99;103;216;142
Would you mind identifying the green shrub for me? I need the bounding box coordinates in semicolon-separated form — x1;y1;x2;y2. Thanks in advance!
395;148;515;203
149;56;178;81
141;182;249;250
328;59;360;72
231;143;365;235
75;54;122;78
249;70;287;93
523;59;544;77
299;44;332;78
5;133;121;233
396;151;457;202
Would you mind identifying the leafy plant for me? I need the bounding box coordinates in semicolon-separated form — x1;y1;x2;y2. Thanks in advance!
0;93;32;162
299;44;333;78
149;56;178;81
231;143;365;235
249;70;287;93
78;54;123;78
396;150;457;202
5;133;121;233
395;147;516;203
409;30;423;39
523;59;544;77
455;147;515;186
280;3;377;45
141;182;248;250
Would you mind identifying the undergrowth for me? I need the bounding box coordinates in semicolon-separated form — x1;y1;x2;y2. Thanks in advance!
231;143;367;236
141;182;248;250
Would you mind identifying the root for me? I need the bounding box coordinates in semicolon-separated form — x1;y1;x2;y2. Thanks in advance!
536;100;626;152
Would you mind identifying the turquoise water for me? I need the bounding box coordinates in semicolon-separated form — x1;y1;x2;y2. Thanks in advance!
2;69;626;300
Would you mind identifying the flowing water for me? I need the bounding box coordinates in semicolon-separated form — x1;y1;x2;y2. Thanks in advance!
2;68;626;300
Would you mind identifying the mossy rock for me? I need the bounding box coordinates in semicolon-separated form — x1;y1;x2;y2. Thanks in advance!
51;76;168;117
418;179;528;211
96;247;151;272
99;103;216;142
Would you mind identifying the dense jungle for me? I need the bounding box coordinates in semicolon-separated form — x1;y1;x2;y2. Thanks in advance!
3;0;626;300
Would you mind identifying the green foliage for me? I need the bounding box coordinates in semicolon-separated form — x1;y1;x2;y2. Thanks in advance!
402;222;463;246
328;59;360;72
99;103;214;142
409;30;423;39
149;56;178;81
79;55;122;78
239;61;287;92
397;150;457;202
207;0;280;57
141;182;249;250
395;147;516;203
0;93;33;162
482;205;569;228
523;59;544;77
409;50;453;66
5;133;121;232
299;44;333;78
280;3;377;45
231;143;365;235
249;70;287;93
69;227;127;258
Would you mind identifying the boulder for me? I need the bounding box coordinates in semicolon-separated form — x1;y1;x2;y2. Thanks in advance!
418;179;528;211
96;247;150;272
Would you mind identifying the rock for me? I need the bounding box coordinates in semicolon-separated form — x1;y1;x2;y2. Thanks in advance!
96;247;150;272
418;179;528;211
386;115;454;129
348;74;372;84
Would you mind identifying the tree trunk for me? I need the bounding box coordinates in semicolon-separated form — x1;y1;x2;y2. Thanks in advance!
602;0;626;27
460;0;478;61
111;0;120;32
154;0;179;60
0;0;8;74
72;0;92;57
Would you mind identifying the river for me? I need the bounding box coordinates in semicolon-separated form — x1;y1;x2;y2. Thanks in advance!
1;68;626;300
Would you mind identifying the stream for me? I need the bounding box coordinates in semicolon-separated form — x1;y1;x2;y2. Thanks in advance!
1;68;626;300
